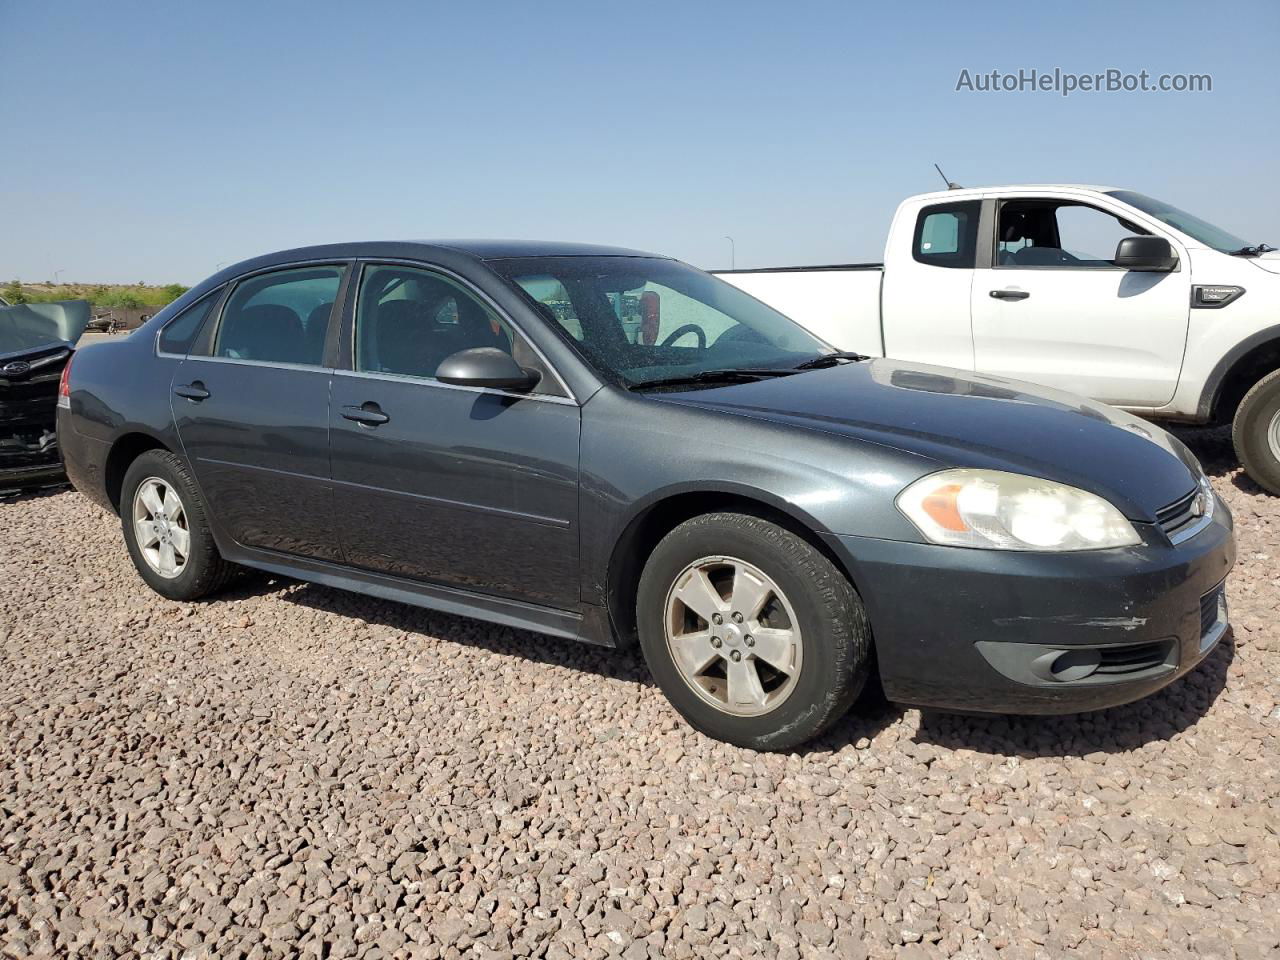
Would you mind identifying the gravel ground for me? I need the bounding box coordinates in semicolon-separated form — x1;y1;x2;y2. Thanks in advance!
1;427;1277;960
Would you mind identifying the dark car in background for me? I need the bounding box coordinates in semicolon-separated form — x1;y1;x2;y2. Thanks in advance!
57;241;1235;749
0;298;90;490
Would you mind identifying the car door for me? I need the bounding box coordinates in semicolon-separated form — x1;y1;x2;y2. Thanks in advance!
172;263;348;561
328;261;581;609
969;197;1191;407
881;198;982;370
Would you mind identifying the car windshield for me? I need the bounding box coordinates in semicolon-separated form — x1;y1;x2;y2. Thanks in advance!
1106;190;1252;253
488;256;831;387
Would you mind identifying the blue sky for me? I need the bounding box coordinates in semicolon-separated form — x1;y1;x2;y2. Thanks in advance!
2;0;1277;283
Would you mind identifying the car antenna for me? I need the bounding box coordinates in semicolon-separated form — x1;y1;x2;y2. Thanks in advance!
934;163;962;190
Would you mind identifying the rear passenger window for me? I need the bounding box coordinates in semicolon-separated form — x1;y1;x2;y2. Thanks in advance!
214;267;344;365
158;289;221;355
913;201;980;269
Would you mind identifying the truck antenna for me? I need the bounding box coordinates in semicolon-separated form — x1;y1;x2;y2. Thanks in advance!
934;164;962;190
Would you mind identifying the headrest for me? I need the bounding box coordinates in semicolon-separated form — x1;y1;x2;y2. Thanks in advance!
307;302;333;328
222;304;303;361
1001;213;1028;243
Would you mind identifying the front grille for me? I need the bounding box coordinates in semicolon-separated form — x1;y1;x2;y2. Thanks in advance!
0;345;69;470
1156;488;1200;539
1094;640;1174;676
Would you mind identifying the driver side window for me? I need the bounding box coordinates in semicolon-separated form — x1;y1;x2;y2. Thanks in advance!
998;201;1148;269
354;265;563;395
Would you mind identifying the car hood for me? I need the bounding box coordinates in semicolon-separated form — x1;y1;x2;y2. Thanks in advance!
0;300;91;359
1248;250;1280;275
655;359;1200;523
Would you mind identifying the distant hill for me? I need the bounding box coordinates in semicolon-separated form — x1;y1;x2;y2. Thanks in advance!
2;280;189;309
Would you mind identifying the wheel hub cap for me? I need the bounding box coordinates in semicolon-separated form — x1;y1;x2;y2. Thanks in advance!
131;477;190;580
664;555;803;718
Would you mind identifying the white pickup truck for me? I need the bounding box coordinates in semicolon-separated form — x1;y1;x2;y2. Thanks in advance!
715;184;1280;493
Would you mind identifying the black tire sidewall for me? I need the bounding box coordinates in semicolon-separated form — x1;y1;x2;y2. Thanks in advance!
636;514;868;750
120;450;222;601
1234;370;1280;496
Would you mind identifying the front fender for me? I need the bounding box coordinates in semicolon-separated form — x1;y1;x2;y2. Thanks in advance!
579;388;936;606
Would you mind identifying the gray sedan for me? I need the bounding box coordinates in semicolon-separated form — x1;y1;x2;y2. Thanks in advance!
57;241;1235;749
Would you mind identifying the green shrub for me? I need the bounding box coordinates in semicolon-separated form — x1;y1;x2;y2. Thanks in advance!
2;279;27;304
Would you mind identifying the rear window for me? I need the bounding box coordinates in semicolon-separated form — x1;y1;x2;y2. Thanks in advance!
913;201;980;269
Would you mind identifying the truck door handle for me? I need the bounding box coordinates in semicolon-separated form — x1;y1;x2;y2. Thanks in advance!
990;289;1030;301
341;402;390;426
174;381;210;401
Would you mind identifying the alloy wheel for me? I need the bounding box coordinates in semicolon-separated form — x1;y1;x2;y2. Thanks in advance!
663;555;802;717
132;477;191;579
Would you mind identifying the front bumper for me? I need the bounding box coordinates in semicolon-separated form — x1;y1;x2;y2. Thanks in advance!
1;344;71;490
0;430;66;490
825;500;1236;714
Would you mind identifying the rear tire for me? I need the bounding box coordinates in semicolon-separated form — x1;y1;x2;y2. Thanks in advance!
1232;368;1280;496
636;512;870;750
120;449;238;601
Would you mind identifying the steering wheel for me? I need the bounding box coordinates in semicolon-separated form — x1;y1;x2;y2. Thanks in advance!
660;324;706;349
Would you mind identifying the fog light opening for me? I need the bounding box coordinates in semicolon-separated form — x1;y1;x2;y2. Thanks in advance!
1048;648;1101;682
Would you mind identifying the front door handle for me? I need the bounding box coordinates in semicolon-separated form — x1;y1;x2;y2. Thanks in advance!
174;381;210;401
341;402;390;426
990;289;1031;301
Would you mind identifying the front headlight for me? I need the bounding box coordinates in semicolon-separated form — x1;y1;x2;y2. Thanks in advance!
896;469;1141;551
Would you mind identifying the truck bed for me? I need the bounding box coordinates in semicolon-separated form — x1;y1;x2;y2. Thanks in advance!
713;264;884;356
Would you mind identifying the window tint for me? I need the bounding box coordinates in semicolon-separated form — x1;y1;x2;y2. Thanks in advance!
214;267;343;365
355;265;560;393
913;201;980;268
998;201;1148;268
158;288;221;355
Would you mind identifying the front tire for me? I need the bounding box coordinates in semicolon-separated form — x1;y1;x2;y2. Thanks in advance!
120;449;237;600
636;512;871;750
1232;368;1280;495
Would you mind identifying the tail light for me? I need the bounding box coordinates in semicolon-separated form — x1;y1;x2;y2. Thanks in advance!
57;352;74;408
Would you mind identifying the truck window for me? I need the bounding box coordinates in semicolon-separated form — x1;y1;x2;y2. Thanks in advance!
997;201;1148;268
913;201;980;269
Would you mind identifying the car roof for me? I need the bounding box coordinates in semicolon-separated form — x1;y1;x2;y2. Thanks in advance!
214;239;669;280
906;184;1124;203
419;239;668;260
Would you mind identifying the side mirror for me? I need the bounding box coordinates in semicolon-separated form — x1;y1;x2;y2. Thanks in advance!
1113;236;1177;272
436;347;540;392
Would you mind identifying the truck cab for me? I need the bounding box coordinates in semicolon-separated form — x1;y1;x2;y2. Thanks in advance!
718;185;1280;493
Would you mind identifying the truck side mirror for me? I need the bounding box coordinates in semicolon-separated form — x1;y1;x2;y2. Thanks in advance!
1113;236;1177;272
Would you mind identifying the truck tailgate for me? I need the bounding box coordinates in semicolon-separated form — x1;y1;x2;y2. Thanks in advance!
714;266;884;355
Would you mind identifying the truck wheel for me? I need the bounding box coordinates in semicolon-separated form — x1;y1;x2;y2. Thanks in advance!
120;449;238;600
636;512;870;750
1232;368;1280;496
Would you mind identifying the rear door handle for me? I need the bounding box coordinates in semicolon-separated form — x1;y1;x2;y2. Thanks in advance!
990;289;1030;301
341;402;390;426
174;381;210;401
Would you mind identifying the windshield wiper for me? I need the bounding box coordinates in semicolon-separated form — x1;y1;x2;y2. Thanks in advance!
628;368;798;391
794;351;870;369
1229;243;1275;257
